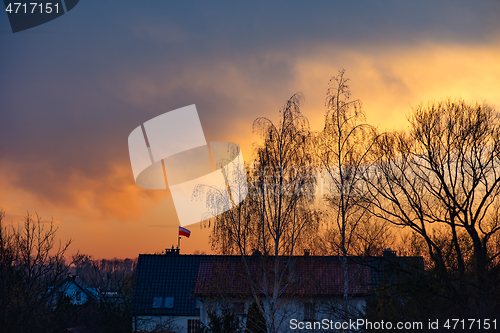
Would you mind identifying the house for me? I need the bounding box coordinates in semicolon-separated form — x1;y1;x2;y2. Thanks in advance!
49;275;99;307
132;248;210;333
194;255;372;327
132;248;423;333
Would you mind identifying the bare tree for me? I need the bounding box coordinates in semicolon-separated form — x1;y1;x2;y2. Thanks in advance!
315;70;379;319
322;216;394;257
365;99;500;315
72;255;136;294
203;93;319;333
0;211;73;333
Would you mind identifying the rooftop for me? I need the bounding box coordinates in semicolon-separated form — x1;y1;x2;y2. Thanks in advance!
132;253;423;316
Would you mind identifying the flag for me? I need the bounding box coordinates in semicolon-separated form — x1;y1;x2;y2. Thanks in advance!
179;226;191;238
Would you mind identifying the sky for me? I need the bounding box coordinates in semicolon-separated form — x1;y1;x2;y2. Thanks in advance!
1;0;500;259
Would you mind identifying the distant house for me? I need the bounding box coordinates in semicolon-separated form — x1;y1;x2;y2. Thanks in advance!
49;275;99;307
132;248;423;333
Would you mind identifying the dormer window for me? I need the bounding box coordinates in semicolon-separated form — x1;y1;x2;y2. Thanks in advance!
152;296;174;308
164;297;174;308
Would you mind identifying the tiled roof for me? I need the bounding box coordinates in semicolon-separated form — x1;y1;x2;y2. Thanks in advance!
294;258;372;296
132;253;423;316
132;254;237;316
194;257;372;297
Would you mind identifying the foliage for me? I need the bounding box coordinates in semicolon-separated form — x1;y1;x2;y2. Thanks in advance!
198;309;243;333
245;301;267;333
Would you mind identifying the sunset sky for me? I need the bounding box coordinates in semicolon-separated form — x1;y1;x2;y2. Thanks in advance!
1;1;500;259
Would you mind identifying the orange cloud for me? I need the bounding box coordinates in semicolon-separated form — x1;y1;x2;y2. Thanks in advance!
292;42;500;133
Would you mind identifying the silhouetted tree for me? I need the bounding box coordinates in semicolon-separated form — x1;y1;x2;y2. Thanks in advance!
0;210;72;333
203;94;319;333
198;309;243;333
245;301;267;333
316;69;381;320
365;99;500;317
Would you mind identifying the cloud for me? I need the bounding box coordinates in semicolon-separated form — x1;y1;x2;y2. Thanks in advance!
3;40;500;224
289;42;500;132
0;160;168;221
1;0;500;257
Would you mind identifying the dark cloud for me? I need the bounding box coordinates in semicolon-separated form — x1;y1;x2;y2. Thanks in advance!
1;0;499;217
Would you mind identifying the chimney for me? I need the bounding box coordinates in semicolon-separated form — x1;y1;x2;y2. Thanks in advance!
165;246;180;255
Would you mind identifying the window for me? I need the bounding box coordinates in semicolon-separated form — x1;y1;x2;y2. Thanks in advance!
152;296;174;309
152;297;162;308
187;319;200;333
304;302;316;321
164;297;174;308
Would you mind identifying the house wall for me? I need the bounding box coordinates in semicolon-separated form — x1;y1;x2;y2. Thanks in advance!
199;296;367;332
316;296;366;317
200;298;299;331
60;281;89;305
133;315;200;333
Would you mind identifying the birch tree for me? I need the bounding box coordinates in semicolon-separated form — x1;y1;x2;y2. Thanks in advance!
316;70;378;319
205;93;319;333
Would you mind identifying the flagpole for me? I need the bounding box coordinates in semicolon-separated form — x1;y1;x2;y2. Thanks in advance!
178;236;180;250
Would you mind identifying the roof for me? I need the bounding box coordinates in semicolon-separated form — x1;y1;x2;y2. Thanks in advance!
52;275;98;301
132;252;423;316
194;257;371;297
132;253;234;316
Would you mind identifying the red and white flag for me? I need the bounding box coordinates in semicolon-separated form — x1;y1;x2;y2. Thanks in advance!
179;226;191;238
